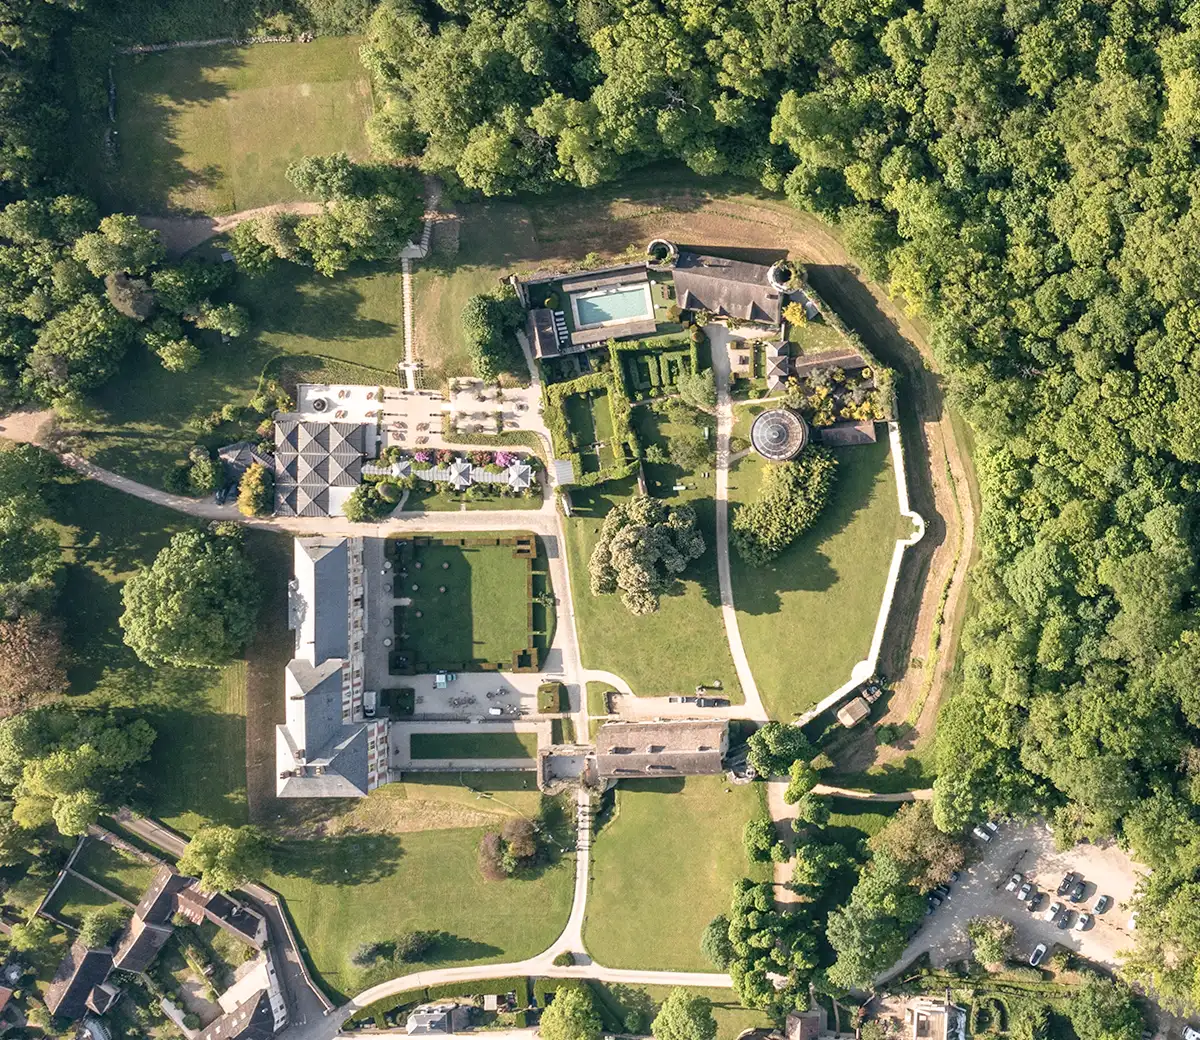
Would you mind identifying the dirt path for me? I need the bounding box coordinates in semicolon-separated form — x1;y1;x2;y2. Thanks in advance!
138;202;323;258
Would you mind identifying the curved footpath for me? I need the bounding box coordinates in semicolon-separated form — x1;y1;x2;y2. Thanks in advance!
707;325;769;724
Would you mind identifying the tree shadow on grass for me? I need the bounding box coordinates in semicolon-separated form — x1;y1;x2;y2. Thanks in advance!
273;834;405;885
719;440;891;616
108;46;249;215
430;933;504;962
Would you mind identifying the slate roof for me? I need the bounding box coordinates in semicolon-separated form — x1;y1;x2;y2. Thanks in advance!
86;982;120;1016
112;914;174;973
198;989;277;1040
527;309;560;359
175;887;267;948
135;865;192;926
292;538;350;665
274;417;368;517
595;720;728;777
217;441;272;481
45;944;113;1022
559;265;648;294
816;421;877;446
672;252;783;325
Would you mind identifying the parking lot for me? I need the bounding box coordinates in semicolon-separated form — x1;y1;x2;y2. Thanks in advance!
892;820;1146;973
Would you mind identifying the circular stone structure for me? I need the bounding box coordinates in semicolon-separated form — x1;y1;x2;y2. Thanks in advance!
750;407;809;462
646;238;679;268
767;260;799;293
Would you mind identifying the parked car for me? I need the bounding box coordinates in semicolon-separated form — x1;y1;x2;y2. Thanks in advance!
1128;911;1139;930
1182;1026;1200;1040
1030;943;1047;967
696;697;729;708
1094;894;1111;914
985;820;999;834
934;886;951;900
1006;873;1023;892
668;696;684;703
1069;880;1087;903
1057;909;1073;930
1058;872;1078;896
927;894;942;911
1075;913;1093;931
1028;892;1046;913
949;871;961;883
1046;901;1064;923
972;826;993;842
1018;881;1033;901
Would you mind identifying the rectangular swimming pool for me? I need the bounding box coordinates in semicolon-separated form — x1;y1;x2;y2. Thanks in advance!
573;284;654;327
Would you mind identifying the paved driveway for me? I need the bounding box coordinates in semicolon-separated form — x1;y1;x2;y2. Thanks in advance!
892;821;1145;974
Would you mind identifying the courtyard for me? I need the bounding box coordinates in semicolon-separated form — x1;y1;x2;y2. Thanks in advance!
376;534;546;676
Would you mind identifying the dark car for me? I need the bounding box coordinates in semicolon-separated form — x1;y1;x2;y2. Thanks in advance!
1028;892;1046;913
1058;872;1078;896
934;886;951;900
928;893;942;909
1069;880;1087;903
1057;909;1073;929
1094;894;1111;914
695;697;729;708
949;871;961;884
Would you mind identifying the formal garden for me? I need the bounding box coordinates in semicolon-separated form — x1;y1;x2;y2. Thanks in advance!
386;534;552;673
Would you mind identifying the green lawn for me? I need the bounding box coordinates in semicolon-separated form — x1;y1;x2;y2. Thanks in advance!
409;732;539;760
583;776;768;970
83;38;372;214
395;538;533;670
268;824;574;1001
564;406;740;699
401;485;543;511
43;465;261;834
589;984;772;1040
44;873;124;929
787;316;848;354
71;839;157;904
564;390;616;474
75;261;402;489
728;439;905;719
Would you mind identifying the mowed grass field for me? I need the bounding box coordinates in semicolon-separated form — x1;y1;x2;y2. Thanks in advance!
267;783;575;1001
409;732;539;759
401;540;532;670
727;439;908;719
71;839;158;904
76;261;403;489
45;467;257;835
584;776;768;970
44;873;122;929
564;469;742;700
94;38;372;214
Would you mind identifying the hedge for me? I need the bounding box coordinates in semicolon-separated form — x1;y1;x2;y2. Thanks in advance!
347;977;534;1027
543;371;639;486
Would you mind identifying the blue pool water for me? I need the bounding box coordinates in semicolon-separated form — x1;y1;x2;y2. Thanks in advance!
574;286;652;325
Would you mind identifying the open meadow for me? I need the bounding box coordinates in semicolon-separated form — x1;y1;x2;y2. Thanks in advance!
85;38;372;214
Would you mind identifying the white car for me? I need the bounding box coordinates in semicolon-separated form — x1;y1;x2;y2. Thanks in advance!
1182;1026;1200;1040
1075;912;1092;931
1046;901;1063;923
1029;943;1047;967
972;826;993;842
1005;873;1023;892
